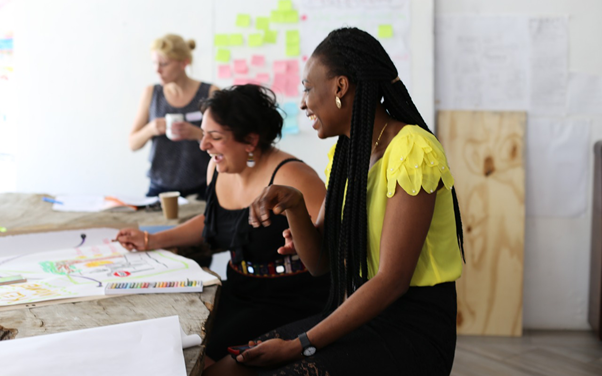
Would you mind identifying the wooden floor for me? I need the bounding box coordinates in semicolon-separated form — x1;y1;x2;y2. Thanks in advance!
452;330;602;376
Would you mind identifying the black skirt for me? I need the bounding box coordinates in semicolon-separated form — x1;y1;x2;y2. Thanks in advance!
254;282;457;376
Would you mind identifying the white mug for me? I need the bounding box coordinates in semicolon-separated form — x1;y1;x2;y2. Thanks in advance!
165;113;184;140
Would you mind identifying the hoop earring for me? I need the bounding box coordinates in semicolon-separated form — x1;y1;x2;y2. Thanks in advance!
247;152;255;168
335;96;342;109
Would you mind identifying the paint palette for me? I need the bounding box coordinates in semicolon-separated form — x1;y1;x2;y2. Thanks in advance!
104;281;203;295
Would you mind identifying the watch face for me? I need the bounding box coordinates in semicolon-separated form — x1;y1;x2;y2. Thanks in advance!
303;346;317;357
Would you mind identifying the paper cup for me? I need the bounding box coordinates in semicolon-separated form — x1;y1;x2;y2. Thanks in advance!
165;113;184;140
159;191;180;219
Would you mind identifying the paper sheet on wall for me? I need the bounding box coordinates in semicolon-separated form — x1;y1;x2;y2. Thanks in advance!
567;72;602;115
0;316;187;376
299;0;411;91
435;15;530;111
529;17;569;115
525;117;591;217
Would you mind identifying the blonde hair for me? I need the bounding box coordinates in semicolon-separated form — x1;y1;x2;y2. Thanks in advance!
151;34;196;62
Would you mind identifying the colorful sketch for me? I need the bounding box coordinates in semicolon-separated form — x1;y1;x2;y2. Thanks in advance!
0;243;215;306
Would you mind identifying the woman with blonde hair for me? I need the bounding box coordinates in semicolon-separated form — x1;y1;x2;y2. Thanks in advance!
129;33;219;199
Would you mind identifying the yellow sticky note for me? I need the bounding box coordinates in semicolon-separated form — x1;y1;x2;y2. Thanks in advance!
378;25;394;39
216;49;230;63
278;0;293;10
271;10;285;23
283;10;299;23
256;16;270;31
214;34;229;47
286;30;300;44
236;14;251;27
248;33;264;47
229;34;244;46
264;30;278;44
286;44;300;57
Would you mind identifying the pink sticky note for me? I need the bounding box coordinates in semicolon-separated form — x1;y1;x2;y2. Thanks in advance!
218;65;232;79
251;55;265;67
233;78;250;85
286;60;299;74
233;59;248;75
273;60;287;74
256;73;270;83
272;73;287;94
285;80;299;97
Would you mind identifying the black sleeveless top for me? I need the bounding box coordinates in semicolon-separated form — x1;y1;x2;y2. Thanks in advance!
147;82;212;190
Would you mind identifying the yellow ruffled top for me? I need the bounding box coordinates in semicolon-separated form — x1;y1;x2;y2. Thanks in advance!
325;125;463;286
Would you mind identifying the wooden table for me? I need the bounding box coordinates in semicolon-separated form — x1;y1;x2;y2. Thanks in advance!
0;193;219;375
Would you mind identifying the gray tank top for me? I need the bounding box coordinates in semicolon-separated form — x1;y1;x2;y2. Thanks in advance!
147;82;212;190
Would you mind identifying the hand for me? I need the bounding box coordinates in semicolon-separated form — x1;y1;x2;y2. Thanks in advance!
115;228;147;252
149;118;166;136
236;339;302;368
249;185;304;228
169;121;202;141
277;229;296;255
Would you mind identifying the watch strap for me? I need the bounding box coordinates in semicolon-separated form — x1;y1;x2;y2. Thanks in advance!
298;332;312;350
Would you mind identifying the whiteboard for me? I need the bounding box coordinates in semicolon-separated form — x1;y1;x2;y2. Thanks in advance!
6;0;433;195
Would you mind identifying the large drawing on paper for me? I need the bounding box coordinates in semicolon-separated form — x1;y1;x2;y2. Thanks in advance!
0;243;213;306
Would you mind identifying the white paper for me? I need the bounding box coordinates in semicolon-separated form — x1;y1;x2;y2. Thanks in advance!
436;16;530;111
0;242;219;306
525;117;591;217
181;326;203;349
567;72;602;115
0;228;119;258
0;316;187;376
529;17;569;115
51;194;189;212
299;0;411;91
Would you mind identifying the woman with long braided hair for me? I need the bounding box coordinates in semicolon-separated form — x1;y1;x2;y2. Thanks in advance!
204;27;464;376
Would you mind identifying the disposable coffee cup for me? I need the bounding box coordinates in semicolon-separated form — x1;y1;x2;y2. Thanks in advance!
159;191;180;219
165;113;184;140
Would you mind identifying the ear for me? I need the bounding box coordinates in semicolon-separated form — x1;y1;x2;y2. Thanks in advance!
244;133;260;152
334;75;351;99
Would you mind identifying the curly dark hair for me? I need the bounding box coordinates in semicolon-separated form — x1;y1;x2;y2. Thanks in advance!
314;27;465;312
200;84;283;151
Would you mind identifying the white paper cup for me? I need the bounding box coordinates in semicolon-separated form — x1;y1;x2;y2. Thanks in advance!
165;113;184;140
159;191;180;219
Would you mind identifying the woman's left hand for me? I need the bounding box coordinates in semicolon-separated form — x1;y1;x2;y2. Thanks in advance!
236;339;303;368
169;121;203;141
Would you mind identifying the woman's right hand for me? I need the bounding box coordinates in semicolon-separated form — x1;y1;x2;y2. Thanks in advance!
115;228;147;252
149;117;167;136
249;185;304;228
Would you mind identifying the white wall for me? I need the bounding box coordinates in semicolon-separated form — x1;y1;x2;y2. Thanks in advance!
8;0;432;196
436;0;602;330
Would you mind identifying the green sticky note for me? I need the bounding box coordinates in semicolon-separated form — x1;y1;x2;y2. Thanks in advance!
256;16;270;30
0;227;6;232
248;33;264;47
214;34;229;47
283;10;299;23
378;25;394;39
271;10;285;23
236;14;251;27
286;44;300;57
264;30;278;44
278;0;293;10
216;49;231;63
229;34;244;46
286;30;300;44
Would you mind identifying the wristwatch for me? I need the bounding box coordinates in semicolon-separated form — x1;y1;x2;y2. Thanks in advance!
297;332;317;357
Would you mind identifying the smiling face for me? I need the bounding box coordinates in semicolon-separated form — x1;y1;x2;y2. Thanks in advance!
199;109;253;174
300;56;353;139
151;51;186;85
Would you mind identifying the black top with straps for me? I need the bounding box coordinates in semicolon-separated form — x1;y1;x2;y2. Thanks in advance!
202;158;330;360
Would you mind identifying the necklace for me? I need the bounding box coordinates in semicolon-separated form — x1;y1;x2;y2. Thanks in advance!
371;122;388;154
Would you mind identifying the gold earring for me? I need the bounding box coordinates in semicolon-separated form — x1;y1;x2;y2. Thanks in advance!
335;96;342;109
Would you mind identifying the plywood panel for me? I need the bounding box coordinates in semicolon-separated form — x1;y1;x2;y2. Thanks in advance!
437;110;525;336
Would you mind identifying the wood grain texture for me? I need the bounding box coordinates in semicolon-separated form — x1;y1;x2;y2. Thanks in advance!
437;110;525;337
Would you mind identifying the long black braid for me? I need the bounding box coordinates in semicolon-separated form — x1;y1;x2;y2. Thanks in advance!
314;28;465;313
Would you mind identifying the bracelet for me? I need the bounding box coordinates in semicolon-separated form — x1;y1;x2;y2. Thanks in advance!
143;231;149;251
